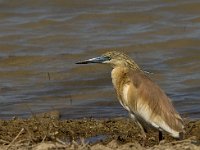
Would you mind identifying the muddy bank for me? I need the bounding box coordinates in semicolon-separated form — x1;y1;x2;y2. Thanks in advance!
0;111;199;149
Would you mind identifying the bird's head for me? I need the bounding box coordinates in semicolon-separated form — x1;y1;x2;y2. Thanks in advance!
76;51;139;69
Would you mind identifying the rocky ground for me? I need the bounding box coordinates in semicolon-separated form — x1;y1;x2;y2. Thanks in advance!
0;111;199;150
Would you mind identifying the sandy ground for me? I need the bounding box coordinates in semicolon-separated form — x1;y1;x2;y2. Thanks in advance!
0;111;199;150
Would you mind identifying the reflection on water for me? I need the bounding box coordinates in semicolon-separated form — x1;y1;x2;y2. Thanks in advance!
0;0;199;119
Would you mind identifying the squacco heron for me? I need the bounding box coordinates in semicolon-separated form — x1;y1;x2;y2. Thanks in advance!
76;51;184;142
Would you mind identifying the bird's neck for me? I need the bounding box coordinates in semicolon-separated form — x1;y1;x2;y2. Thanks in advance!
128;62;140;71
111;65;140;83
111;67;129;95
111;65;143;97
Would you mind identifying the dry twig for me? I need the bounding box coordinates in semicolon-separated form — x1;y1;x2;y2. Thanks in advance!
6;128;24;150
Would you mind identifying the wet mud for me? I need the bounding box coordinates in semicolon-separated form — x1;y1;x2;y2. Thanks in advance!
0;111;199;149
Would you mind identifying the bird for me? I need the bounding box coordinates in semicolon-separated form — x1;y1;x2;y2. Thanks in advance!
76;51;184;143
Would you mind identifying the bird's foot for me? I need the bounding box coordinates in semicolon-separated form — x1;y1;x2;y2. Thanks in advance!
179;132;185;140
159;139;166;145
159;131;163;142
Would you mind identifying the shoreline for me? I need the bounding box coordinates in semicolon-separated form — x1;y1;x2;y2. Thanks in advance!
0;111;199;150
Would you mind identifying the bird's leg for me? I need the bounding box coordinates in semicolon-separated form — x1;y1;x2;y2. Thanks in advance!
159;130;163;142
136;120;147;146
129;113;147;146
179;132;184;140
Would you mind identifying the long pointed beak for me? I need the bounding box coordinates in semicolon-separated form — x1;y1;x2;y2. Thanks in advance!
76;56;109;64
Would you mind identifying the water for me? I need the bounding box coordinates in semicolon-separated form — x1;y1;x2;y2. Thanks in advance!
0;0;199;119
